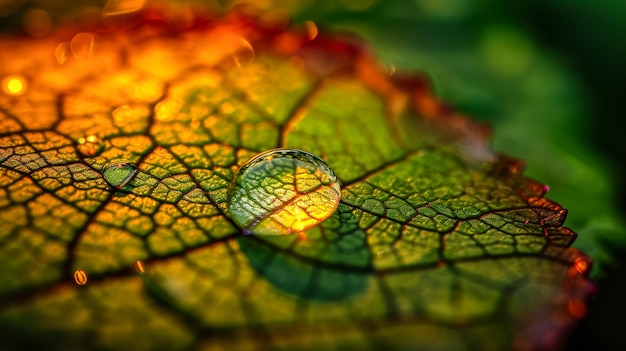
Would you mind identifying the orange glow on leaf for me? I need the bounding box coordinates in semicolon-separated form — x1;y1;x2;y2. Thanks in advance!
71;33;96;60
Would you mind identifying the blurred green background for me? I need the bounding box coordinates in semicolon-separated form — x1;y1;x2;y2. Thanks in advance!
1;0;624;349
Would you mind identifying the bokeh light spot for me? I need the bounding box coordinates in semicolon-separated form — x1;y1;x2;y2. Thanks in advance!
23;8;51;37
2;75;27;96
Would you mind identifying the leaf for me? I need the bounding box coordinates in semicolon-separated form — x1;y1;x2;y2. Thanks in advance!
0;10;593;351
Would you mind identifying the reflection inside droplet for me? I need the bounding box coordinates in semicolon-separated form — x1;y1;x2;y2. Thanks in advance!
228;148;341;236
102;161;138;189
74;269;88;285
76;135;104;157
2;75;27;96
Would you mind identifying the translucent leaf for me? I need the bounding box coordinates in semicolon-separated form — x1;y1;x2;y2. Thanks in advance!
0;10;593;351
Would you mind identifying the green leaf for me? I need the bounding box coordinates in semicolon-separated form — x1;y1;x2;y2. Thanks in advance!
0;11;592;351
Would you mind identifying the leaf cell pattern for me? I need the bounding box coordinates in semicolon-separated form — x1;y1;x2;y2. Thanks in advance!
0;13;592;351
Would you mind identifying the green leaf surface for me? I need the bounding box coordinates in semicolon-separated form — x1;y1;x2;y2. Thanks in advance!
0;10;593;351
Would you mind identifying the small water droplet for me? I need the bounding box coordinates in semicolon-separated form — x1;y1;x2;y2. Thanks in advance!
102;161;138;189
233;37;255;69
71;32;96;60
55;42;70;64
304;20;318;41
134;260;145;274
76;135;104;157
228;148;341;236
74;269;88;285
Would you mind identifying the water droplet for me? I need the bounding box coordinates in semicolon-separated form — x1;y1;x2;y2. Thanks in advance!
55;42;70;64
76;135;104;157
233;38;255;69
74;269;88;285
574;257;590;275
228;148;341;236
304;20;318;41
23;8;52;37
2;75;27;96
134;260;145;274
71;32;96;60
102;161;138;189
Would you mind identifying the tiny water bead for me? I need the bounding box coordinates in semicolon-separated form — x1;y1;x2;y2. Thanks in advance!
134;260;145;274
76;135;104;157
74;270;88;286
228;148;341;236
102;161;138;189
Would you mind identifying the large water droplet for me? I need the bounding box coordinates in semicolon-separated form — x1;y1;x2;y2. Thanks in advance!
102;161;138;189
76;135;104;157
228;148;341;236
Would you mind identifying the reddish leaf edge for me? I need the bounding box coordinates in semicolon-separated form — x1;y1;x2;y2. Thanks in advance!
1;5;597;350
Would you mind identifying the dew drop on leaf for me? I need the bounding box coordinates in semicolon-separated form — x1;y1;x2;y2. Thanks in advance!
70;32;96;60
76;135;104;157
233;37;255;69
228;148;341;236
55;42;70;64
102;161;138;189
134;260;145;274
73;270;87;286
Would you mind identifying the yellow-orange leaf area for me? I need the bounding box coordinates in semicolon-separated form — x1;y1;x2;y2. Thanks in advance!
0;11;593;351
